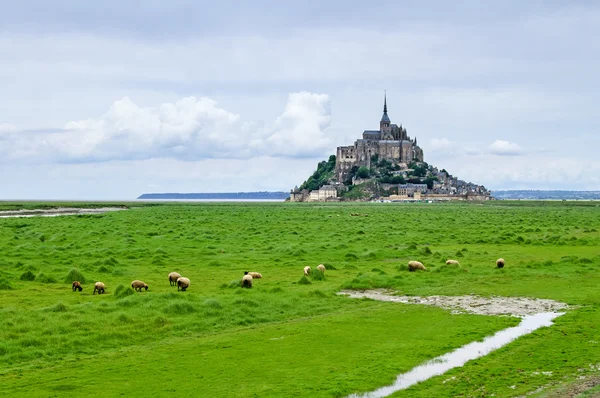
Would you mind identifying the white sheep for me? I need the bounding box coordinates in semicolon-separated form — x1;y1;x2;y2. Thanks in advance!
445;260;460;266
303;266;311;276
131;280;148;292
408;261;426;272
177;277;190;292
168;272;182;286
496;258;505;268
93;282;106;295
241;274;253;288
248;272;262;279
317;264;326;274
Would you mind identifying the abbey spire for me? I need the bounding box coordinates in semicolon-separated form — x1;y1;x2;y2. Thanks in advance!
381;91;390;124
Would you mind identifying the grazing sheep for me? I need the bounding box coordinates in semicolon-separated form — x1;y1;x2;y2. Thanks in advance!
93;282;105;295
496;258;505;268
248;272;262;279
177;277;190;292
168;272;182;286
445;260;460;266
241;273;253;288
72;281;83;292
317;264;326;274
408;261;426;272
303;266;311;276
131;280;148;292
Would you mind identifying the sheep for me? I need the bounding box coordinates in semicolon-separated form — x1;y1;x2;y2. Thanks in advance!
131;280;148;292
72;281;83;292
241;273;253;288
408;261;426;272
168;272;182;286
93;282;105;295
496;258;505;268
248;272;262;279
317;264;326;274
177;277;190;292
445;260;460;266
303;266;311;276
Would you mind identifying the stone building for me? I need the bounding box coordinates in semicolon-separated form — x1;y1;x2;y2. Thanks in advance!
398;183;428;196
309;185;337;201
335;94;424;182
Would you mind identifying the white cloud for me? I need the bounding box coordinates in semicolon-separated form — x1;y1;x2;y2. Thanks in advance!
429;137;453;151
0;92;334;163
0;124;17;133
489;140;523;156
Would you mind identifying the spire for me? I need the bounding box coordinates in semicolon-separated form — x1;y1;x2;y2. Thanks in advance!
383;90;387;114
380;91;390;124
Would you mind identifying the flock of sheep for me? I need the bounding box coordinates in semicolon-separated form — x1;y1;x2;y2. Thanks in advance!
407;257;505;271
69;258;504;295
69;268;273;295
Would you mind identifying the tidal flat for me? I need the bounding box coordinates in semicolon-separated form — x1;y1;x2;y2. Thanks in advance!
0;201;599;397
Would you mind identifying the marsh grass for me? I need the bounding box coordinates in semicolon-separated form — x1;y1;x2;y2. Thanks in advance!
1;202;600;397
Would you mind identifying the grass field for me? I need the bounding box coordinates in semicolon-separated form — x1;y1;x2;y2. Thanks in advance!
1;201;600;397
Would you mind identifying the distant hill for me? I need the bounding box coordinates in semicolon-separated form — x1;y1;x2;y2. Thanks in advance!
137;192;289;200
492;190;600;200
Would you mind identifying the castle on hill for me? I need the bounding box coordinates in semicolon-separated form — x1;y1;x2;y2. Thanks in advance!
335;94;424;181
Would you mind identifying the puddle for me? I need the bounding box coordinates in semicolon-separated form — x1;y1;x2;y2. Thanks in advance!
0;207;127;218
339;290;567;397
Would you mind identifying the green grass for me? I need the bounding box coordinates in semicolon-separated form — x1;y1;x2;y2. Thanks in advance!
1;201;600;396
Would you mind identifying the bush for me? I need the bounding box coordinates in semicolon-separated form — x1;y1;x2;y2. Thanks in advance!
36;273;57;283
63;268;86;284
114;284;134;299
20;271;36;281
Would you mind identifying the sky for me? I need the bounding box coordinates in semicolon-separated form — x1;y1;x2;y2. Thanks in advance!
1;0;599;199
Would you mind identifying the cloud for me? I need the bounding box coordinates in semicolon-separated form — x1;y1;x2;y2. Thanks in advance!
0;92;333;163
489;140;523;156
0;124;17;133
429;137;453;150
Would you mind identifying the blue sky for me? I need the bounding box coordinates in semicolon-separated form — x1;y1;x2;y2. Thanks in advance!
1;0;599;199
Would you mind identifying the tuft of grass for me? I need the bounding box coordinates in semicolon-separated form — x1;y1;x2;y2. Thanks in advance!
223;279;242;289
20;271;36;281
203;298;223;309
48;302;68;312
297;276;312;285
114;284;134;299
163;301;196;314
311;269;325;281
36;273;57;283
0;277;13;290
63;268;86;284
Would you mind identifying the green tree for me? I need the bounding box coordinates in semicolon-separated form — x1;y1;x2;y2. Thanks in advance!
356;166;370;179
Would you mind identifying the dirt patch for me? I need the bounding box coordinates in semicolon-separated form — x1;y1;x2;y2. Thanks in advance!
338;289;569;317
526;376;600;398
0;207;127;218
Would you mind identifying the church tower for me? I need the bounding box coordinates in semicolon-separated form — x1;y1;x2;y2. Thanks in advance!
380;92;391;134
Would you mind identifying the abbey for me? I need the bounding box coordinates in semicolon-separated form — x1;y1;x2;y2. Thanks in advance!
335;94;424;182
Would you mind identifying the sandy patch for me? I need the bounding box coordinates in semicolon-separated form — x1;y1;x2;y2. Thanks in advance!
338;289;568;317
0;207;127;218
